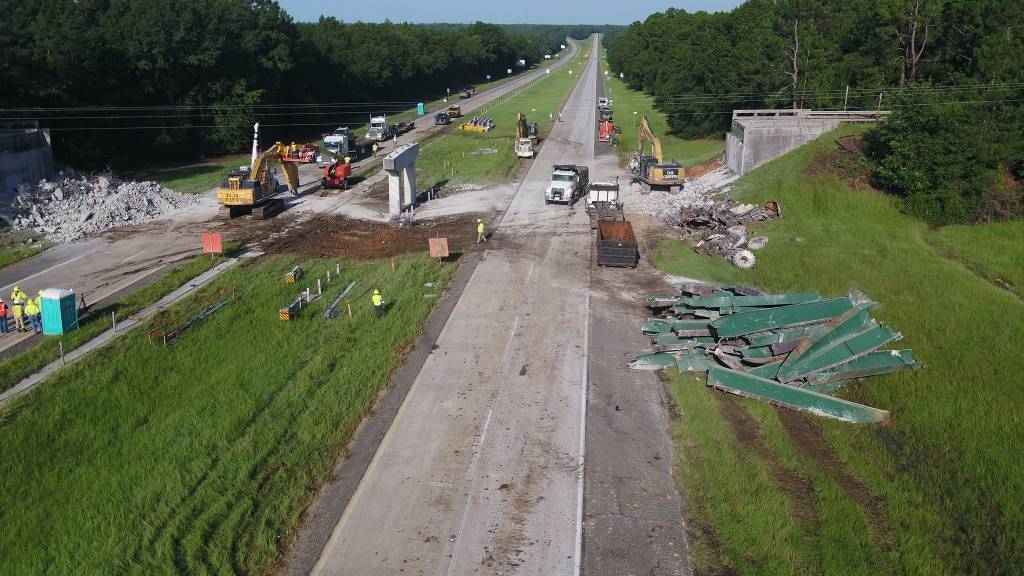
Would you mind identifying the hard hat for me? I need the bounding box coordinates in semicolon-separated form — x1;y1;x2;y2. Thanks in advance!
14;286;19;291
373;289;380;294
476;218;482;223
38;290;43;295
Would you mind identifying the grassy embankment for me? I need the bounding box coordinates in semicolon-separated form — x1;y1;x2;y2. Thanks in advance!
652;123;1024;574
127;47;570;195
1;250;236;390
0;227;48;271
414;38;591;188
0;253;454;573
599;53;723;169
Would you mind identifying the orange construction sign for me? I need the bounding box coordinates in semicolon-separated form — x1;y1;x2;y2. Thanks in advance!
428;237;449;259
202;233;223;254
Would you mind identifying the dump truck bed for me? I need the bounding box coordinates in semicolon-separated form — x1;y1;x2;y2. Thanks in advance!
596;220;639;268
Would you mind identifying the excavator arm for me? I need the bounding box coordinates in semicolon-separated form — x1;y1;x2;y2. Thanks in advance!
637;115;663;163
251;142;299;195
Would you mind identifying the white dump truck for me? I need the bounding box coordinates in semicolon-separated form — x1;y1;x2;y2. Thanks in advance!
545;164;589;205
586;178;624;228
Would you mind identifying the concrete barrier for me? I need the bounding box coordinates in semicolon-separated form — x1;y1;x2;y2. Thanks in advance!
725;109;888;176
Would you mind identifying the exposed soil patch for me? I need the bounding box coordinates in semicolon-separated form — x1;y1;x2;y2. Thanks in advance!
686;157;723;179
715;395;820;532
261;214;484;260
776;408;894;548
805;135;874;190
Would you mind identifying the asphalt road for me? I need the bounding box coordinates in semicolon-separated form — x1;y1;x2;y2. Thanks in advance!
310;38;599;576
0;40;580;358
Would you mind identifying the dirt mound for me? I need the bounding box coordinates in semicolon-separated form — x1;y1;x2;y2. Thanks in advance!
262;214;484;259
805;135;874;189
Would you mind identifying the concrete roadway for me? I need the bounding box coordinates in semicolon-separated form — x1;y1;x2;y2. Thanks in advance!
0;41;579;358
311;38;600;576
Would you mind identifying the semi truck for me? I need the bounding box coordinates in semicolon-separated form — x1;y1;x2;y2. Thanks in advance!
367;115;396;141
545;164;589;205
318;127;374;166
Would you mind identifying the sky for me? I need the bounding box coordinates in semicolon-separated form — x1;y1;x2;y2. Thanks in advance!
278;0;744;25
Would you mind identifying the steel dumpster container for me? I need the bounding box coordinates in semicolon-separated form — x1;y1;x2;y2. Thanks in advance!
596;220;639;268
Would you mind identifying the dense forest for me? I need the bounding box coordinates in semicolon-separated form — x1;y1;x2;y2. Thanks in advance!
0;0;607;167
607;0;1024;224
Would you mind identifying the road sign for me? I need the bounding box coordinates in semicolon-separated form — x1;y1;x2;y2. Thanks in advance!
486;74;491;80
446;87;451;95
507;68;512;74
428;237;449;259
202;232;223;254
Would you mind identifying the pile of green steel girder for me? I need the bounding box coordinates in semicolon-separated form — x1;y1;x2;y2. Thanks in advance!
630;282;922;423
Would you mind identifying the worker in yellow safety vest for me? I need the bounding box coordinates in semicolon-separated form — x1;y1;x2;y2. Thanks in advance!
372;143;379;156
372;289;386;318
10;286;27;332
344;155;351;165
24;295;41;334
476;219;487;244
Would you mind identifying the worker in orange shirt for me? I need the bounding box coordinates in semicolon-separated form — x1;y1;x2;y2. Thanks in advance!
0;297;8;334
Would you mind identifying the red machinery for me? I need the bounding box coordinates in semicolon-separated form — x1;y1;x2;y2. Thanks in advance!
282;143;320;164
321;161;353;190
599;120;615;143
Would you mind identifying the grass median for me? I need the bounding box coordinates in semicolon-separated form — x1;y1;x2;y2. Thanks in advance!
0;253;454;574
0;228;48;271
600;53;723;169
653;123;1024;574
1;251;234;391
416;38;591;187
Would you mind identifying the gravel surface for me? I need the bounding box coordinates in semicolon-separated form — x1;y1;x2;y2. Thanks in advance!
2;171;199;244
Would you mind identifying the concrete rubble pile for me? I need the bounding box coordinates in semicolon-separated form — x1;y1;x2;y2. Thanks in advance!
628;166;779;268
628;282;922;423
2;171;198;243
681;198;781;269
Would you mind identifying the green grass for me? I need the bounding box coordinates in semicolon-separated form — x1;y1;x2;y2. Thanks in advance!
0;228;48;270
927;219;1024;294
127;48;574;194
0;253;454;574
599;54;723;169
654;124;1024;574
0;251;233;391
416;38;591;187
125;154;249;194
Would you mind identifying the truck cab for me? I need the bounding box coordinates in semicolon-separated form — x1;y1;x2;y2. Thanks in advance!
319;127;351;166
545;164;589;205
587;179;621;210
367;115;395;141
515;138;534;158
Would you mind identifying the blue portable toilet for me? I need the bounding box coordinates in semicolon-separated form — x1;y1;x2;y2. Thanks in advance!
40;288;79;335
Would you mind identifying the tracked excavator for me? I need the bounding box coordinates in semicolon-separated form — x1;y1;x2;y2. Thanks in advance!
630;114;683;191
217;124;300;219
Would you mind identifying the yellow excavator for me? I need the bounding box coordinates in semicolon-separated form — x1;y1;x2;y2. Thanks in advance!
631;114;684;191
217;140;300;219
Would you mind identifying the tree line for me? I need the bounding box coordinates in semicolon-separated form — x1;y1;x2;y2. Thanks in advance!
607;0;1023;224
0;1;606;168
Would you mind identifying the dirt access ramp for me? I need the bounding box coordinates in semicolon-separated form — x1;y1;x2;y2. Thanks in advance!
260;214;484;260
